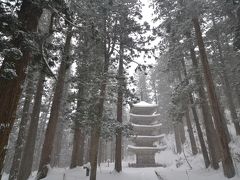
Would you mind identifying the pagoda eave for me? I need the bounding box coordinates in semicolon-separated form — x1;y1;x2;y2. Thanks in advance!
131;123;162;129
128;145;167;153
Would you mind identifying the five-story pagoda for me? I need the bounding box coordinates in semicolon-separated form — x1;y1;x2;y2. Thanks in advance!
128;101;166;167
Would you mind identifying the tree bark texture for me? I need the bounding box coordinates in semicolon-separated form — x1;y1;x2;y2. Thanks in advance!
90;41;110;180
17;69;45;180
0;1;42;177
174;122;182;154
70;54;87;168
212;16;240;135
98;139;103;166
33;90;54;171
188;34;223;169
185;109;198;155
179;58;198;155
192;17;235;178
9;68;36;180
176;69;186;145
115;39;124;173
51;72;70;167
37;26;73;179
70;128;85;168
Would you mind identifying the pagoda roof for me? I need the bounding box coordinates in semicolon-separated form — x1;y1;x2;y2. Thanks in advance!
131;101;158;115
130;113;160;125
129;134;165;144
133;101;158;108
131;134;165;140
130;113;160;118
127;145;167;153
131;123;162;128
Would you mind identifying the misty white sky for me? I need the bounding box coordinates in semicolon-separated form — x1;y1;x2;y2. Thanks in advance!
127;0;157;76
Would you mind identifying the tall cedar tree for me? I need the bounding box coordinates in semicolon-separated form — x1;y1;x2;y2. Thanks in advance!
37;25;73;179
115;35;124;172
9;67;36;180
17;69;46;180
18;10;56;179
0;1;42;177
211;15;240;135
192;16;235;178
186;32;221;169
70;63;87;168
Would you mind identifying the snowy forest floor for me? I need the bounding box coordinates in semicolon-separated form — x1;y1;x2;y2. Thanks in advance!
3;130;240;180
15;157;240;180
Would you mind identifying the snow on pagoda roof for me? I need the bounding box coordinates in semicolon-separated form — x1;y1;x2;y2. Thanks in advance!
131;134;165;139
127;145;167;151
130;113;160;117
133;101;158;108
131;123;162;128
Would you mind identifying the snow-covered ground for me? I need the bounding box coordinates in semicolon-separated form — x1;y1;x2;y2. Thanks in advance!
9;157;239;180
3;132;240;180
3;148;239;180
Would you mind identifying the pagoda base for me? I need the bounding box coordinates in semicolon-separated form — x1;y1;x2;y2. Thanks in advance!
136;152;155;165
128;163;166;168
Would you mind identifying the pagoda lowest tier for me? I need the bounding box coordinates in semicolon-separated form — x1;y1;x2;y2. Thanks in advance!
128;101;166;167
129;134;165;146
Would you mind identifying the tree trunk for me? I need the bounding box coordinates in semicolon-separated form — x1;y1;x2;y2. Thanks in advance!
178;120;186;144
89;14;111;179
212;16;240;135
98;139;103;166
37;25;73;179
51;119;64;167
79;133;85;165
187;32;223;169
190;100;210;168
33;90;54;171
111;139;115;162
9;68;36;180
51;71;70;167
17;69;46;180
70;128;84;168
192;17;235;178
0;1;42;177
70;55;87;168
90;68;109;180
185;108;198;155
115;38;124;173
235;85;240;107
174;122;182;154
176;69;186;144
85;136;90;164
